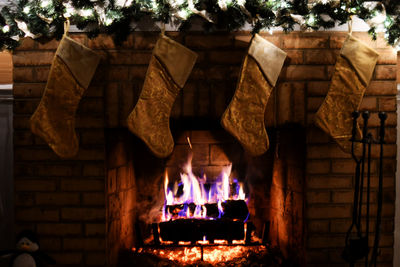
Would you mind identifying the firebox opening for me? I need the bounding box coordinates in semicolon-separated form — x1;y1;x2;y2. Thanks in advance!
106;124;305;266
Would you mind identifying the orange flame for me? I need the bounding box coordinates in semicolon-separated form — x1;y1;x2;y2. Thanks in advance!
162;153;247;221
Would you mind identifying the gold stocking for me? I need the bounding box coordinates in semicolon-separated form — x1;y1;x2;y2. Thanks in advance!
126;34;197;158
30;33;100;158
315;34;379;153
221;34;287;156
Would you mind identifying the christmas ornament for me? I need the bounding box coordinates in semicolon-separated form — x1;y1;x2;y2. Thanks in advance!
30;21;100;158
314;34;379;153
126;34;197;158
221;34;286;156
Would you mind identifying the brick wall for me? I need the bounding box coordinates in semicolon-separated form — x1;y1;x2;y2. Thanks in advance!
12;31;397;266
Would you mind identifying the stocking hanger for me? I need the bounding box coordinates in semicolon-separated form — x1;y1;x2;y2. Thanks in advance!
64;19;70;36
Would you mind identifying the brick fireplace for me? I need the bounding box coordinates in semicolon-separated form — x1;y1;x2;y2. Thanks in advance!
12;31;397;266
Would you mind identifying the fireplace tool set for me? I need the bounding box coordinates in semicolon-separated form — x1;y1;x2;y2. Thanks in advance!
343;111;387;267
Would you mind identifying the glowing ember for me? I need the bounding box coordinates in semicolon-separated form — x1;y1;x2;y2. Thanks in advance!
134;245;268;265
162;153;248;221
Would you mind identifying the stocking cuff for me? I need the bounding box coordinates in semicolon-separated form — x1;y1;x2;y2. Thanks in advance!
57;36;100;89
154;35;198;88
248;34;287;87
341;34;379;86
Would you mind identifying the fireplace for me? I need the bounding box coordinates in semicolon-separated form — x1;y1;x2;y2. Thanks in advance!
12;31;397;266
106;122;305;266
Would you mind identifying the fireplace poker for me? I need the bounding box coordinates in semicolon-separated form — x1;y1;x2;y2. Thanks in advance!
370;112;387;266
343;111;386;267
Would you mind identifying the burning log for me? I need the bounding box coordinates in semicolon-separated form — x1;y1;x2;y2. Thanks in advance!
165;200;249;221
158;219;245;243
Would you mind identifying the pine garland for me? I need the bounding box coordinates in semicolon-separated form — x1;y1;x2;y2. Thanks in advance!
0;0;399;50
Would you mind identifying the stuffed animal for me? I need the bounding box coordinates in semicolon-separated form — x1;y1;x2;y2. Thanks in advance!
0;230;56;267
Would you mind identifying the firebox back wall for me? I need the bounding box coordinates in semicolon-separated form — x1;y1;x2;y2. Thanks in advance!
12;32;397;266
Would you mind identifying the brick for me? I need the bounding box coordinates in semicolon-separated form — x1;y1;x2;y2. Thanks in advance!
39;238;62;251
307;144;350;159
15;179;56;191
331;191;354;203
36;193;80;205
308;220;330;233
34;66;50;82
80;130;105;145
13;67;34;82
211;143;243;165
129;65;147;80
376;49;398;64
307;235;345;248
307;205;351;219
360;97;377;110
185;34;233;49
61;179;104;191
85;85;104;98
88;34;116;49
109;51;151;65
307;81;330;96
86;252;106;265
208;50;245;64
15;37;36;50
307;97;324;111
63;238;105;251
366;81;397;96
13;83;45;98
283;34;329;49
306;160;330;174
119;83;136;127
285;50;303;64
83;163;105;176
85;223;105;236
75;148;105;161
78;98;104;114
304;50;338;65
123;33;159;50
52;252;83;265
331;159;366;174
384;127;396;143
37;223;82;236
61;208;105;221
83;193;105;206
329;219;352;233
13;51;54;66
329;34;347;49
15;192;35;206
182;83;196;117
281;65;327;80
233;34;252;47
37;38;60;50
307;176;352;189
14;148;59;161
277;82;306;125
307;191;330;204
107;66;129;81
14;130;34;146
14;99;39;114
16;208;59;222
378;97;396;111
367;112;396;127
374;65;396;80
105;82;119;128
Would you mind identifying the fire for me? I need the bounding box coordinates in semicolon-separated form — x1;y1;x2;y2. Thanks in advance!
135;245;267;264
162;153;247;221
